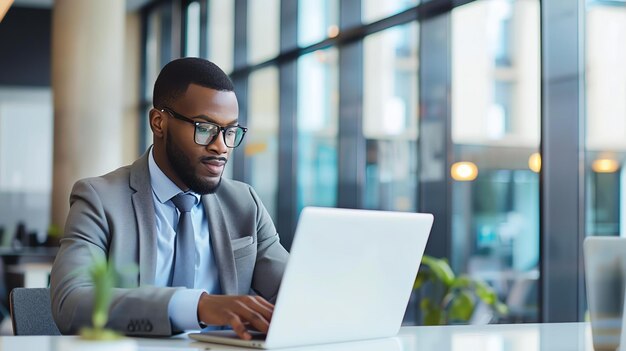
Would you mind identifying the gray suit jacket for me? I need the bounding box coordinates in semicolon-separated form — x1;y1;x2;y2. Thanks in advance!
50;151;289;336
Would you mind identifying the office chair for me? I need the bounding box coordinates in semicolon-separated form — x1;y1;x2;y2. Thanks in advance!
9;287;61;335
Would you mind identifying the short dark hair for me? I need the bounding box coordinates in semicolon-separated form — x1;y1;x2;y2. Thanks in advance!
153;57;234;108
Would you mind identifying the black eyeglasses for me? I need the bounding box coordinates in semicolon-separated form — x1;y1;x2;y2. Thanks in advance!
161;107;248;148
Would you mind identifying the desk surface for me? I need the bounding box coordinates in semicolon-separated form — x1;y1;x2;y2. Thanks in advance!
0;322;594;351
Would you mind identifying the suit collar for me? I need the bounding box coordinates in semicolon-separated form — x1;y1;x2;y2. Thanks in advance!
130;149;158;286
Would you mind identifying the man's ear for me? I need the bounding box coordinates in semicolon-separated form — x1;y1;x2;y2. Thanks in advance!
149;108;166;139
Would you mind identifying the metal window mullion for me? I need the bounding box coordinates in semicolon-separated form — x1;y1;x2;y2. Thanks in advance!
418;12;453;260
231;0;248;182
199;0;208;58
540;0;586;323
276;0;298;250
337;0;364;209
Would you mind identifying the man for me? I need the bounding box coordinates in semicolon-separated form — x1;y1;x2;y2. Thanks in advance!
50;58;288;340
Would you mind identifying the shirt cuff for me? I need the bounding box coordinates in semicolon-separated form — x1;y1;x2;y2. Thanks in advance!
168;289;206;331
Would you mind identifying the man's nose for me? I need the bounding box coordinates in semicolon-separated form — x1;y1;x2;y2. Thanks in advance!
209;130;228;154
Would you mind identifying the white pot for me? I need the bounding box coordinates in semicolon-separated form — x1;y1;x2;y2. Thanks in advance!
56;337;138;351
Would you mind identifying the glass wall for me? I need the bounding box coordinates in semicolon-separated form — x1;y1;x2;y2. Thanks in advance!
296;48;339;212
298;0;339;48
185;1;201;57
586;1;626;238
363;22;419;211
450;0;541;322
207;0;234;73
0;88;53;244
247;67;280;219
141;0;619;323
247;0;280;64
362;0;419;23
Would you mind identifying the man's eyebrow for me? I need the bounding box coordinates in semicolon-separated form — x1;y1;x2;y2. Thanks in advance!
191;114;239;125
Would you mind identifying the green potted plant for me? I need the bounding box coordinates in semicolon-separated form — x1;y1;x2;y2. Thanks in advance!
414;255;508;325
59;255;137;351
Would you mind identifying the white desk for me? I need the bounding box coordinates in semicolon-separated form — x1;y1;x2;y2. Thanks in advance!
0;323;595;351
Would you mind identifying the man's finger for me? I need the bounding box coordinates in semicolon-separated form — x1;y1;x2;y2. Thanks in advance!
234;301;270;333
254;297;275;311
241;296;274;321
228;313;251;340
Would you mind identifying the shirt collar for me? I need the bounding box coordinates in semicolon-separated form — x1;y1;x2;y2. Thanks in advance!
148;147;201;205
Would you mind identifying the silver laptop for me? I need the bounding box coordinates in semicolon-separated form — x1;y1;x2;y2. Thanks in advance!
189;207;433;349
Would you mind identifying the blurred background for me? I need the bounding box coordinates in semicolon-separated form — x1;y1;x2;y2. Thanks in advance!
0;0;624;332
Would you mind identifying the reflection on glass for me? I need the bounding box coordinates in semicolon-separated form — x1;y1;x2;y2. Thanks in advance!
208;0;234;73
297;49;339;212
185;1;201;57
248;0;280;64
451;0;540;323
363;22;418;212
586;3;626;238
451;326;539;351
298;0;339;47
362;0;418;24
247;67;280;219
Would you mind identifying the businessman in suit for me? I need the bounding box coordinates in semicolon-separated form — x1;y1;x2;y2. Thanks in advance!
50;57;289;340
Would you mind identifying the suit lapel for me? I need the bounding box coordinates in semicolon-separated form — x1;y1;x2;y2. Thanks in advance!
202;194;237;295
129;151;157;286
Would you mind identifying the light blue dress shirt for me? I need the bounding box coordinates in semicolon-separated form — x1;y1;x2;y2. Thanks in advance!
148;149;222;331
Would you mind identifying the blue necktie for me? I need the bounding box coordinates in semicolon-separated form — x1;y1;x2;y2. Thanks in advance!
171;193;197;288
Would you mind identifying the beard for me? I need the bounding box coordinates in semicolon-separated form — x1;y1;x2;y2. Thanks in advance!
165;130;224;195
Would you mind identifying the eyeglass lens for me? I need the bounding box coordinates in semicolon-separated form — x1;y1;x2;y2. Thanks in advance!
195;124;244;147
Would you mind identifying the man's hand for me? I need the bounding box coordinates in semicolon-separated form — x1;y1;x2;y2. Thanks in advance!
197;293;274;340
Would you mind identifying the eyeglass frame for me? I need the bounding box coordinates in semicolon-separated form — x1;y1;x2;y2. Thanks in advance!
160;107;248;148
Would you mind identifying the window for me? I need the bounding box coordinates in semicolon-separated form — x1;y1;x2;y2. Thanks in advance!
247;67;280;219
362;0;418;24
363;22;419;211
207;0;234;73
451;0;541;322
247;0;280;64
298;0;339;48
185;1;201;57
586;2;626;238
297;48;339;211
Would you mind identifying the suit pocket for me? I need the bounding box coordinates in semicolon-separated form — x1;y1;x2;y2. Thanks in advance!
231;236;255;259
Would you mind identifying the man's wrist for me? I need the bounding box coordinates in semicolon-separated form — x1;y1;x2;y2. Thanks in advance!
197;292;209;328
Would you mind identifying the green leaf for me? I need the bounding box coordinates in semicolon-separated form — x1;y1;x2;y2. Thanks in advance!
495;301;509;315
447;291;475;322
474;280;496;305
422;255;455;287
414;271;428;290
420;297;432;311
423;308;442;326
450;275;472;290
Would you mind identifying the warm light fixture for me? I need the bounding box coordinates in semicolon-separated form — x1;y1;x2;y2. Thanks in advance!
528;153;541;173
451;162;478;181
0;0;14;23
244;142;267;157
592;159;619;173
327;25;339;38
